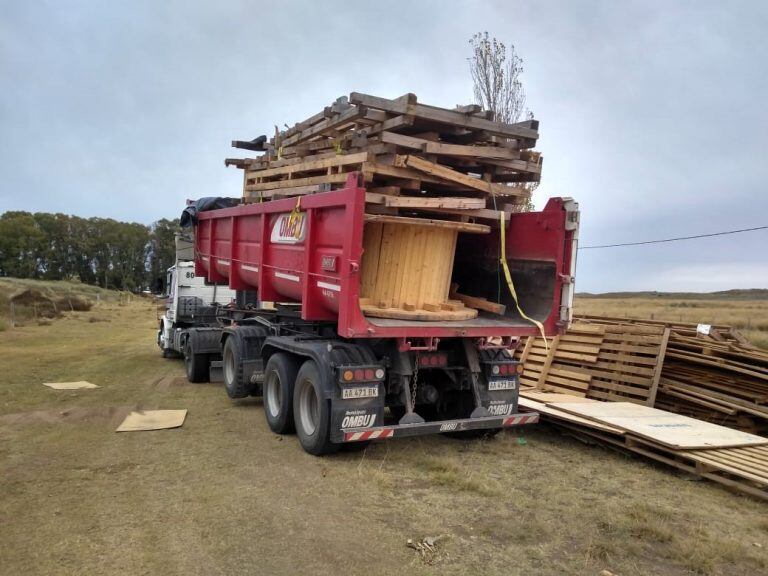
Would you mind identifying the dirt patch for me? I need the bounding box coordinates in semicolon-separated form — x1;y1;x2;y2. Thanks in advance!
154;375;188;392
0;405;137;426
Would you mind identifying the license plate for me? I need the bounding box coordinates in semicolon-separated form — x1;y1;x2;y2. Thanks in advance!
342;385;378;399
488;379;516;391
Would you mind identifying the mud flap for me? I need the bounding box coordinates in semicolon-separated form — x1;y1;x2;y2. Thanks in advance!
330;390;384;443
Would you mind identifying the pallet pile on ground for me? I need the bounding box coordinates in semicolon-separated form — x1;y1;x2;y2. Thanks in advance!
576;316;768;433
513;321;669;405
225;92;541;321
515;317;768;498
519;391;768;500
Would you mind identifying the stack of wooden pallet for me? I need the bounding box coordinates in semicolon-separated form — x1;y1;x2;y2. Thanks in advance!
514;316;768;497
226;92;541;214
519;391;768;500
225;92;542;321
575;316;768;433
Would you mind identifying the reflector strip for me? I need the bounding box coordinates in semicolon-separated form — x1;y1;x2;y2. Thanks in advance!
241;264;259;273
343;428;395;442
317;281;341;292
503;414;539;426
275;271;300;282
217;259;230;266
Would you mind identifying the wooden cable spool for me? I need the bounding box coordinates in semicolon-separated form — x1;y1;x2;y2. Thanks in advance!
359;216;488;320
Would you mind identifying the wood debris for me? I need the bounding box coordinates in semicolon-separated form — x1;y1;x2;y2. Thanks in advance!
226;92;541;220
515;316;768;499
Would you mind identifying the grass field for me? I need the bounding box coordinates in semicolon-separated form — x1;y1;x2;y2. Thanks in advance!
575;294;768;349
0;288;767;575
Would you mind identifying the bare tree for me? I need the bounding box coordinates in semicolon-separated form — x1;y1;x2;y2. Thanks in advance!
468;32;536;210
468;32;527;124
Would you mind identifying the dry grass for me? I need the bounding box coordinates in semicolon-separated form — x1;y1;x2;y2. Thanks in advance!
575;296;768;349
0;294;767;575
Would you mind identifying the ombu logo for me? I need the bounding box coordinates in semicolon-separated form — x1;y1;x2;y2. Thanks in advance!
271;212;306;244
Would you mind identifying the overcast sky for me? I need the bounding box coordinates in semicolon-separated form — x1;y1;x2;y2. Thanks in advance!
1;0;766;292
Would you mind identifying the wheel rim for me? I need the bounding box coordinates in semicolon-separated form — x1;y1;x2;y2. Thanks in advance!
298;378;319;436
265;370;282;418
224;345;235;384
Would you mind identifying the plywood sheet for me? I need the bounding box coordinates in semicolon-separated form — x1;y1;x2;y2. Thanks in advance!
518;397;625;435
115;410;187;432
43;381;99;390
549;402;768;449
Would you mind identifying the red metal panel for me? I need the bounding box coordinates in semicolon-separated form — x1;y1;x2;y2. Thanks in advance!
194;173;577;339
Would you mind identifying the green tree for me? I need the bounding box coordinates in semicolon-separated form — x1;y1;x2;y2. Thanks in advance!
0;212;45;278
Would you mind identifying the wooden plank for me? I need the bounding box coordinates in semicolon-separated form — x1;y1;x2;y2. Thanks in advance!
449;292;505;315
536;335;561;388
363;214;490;234
401;155;525;197
246;152;369;180
244;183;331;201
647;328;670;407
244;172;357;192
361;115;415;137
281;105;368;147
349;92;539;140
411;206;505;222
550;402;768;450
365;193;486;209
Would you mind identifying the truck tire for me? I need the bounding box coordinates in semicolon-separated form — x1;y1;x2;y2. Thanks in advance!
184;339;210;383
293;360;338;456
263;353;298;434
223;332;253;398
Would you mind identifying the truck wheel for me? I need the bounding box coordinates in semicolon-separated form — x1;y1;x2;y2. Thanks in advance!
293;360;338;456
184;339;210;383
223;333;253;398
263;353;298;434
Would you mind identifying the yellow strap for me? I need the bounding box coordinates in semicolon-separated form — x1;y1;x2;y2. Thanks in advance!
499;212;549;350
333;139;342;155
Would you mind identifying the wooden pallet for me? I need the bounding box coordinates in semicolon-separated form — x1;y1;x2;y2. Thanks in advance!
231;92;540;213
514;322;669;405
519;390;768;500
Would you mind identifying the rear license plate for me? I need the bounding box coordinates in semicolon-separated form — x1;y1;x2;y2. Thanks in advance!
488;379;516;391
342;385;378;399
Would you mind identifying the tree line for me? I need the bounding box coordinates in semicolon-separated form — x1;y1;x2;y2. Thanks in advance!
0;211;179;292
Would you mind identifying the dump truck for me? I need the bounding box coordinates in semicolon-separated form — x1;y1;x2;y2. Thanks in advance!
187;172;579;454
157;234;236;381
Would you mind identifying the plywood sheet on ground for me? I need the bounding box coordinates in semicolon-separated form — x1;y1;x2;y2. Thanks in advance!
43;381;99;390
115;410;187;432
518;397;625;434
549;401;768;449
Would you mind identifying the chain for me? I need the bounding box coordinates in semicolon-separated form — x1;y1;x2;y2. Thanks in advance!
411;353;420;411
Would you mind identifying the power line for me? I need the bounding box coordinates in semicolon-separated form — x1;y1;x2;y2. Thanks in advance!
579;225;768;250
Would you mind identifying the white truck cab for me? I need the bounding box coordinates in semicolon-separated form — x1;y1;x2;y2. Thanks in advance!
157;236;236;375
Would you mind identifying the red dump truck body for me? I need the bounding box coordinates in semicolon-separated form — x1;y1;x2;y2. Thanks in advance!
194;173;579;340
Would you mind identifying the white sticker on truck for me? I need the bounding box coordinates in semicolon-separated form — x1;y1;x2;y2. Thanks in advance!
271;212;306;244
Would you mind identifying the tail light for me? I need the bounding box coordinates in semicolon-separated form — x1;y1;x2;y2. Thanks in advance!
338;365;386;384
418;352;448;367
